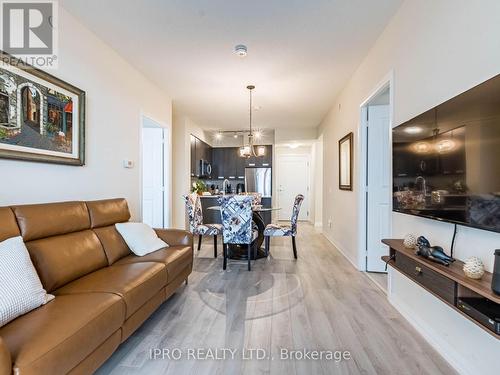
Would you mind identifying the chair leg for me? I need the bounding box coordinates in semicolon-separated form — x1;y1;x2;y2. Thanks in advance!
223;244;227;270
198;235;202;251
213;235;217;258
265;236;270;257
185;277;188;285
292;236;298;259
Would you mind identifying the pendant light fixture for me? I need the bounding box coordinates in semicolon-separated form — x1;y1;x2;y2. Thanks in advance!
239;85;266;158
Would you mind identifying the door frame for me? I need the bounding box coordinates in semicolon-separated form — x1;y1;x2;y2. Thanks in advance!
357;71;394;271
276;153;310;221
140;113;172;228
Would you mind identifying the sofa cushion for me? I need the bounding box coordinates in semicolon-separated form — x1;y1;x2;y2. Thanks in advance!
86;198;130;228
0;236;54;327
114;246;192;283
93;225;132;265
0;207;20;242
12;201;90;241
26;230;108;292
55;262;167;318
0;293;125;375
115;222;168;256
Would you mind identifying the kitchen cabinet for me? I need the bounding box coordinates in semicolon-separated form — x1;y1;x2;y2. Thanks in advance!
224;147;238;179
210;146;272;179
236;155;246;179
190;135;197;177
212;148;225;179
245;145;272;167
190;135;212;178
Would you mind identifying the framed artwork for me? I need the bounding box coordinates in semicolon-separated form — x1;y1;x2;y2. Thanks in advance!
339;132;353;190
0;52;85;165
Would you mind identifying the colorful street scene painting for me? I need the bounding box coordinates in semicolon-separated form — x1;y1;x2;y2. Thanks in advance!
0;67;77;156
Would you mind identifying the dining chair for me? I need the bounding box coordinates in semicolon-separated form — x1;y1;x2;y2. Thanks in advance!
183;193;222;258
218;195;257;271
263;194;304;259
247;192;262;205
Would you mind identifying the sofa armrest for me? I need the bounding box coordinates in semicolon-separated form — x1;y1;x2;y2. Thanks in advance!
155;228;193;248
0;337;11;375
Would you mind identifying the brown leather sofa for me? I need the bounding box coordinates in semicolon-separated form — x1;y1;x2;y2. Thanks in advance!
0;198;193;375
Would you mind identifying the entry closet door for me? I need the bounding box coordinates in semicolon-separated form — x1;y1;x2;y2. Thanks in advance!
277;155;309;221
366;105;391;272
142;127;164;228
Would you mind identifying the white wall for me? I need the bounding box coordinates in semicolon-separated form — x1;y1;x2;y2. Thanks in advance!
275;127;317;144
312;135;323;227
0;8;172;220
171;114;207;228
317;1;500;373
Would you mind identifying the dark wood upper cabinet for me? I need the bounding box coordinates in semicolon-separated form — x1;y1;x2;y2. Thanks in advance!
212;148;224;179
236;154;246;179
190;135;212;178
190;135;197;177
210;145;273;179
224;148;238;179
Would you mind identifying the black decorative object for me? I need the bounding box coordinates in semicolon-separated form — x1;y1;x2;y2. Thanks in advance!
493;249;500;295
415;236;455;266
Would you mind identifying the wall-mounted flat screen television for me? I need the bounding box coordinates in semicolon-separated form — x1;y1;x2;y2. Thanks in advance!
393;74;500;233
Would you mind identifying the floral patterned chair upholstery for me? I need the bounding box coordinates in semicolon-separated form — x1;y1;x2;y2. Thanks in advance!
264;194;304;259
183;193;222;257
218;195;258;271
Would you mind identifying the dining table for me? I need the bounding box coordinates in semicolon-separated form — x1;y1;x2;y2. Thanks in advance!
207;205;281;260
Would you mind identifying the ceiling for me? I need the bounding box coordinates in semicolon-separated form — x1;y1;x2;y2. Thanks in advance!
61;0;402;130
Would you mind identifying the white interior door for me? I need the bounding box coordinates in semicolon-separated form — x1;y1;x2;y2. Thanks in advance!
366;104;391;272
142;126;164;228
277;155;309;221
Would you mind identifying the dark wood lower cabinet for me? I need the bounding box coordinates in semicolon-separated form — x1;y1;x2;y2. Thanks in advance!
395;252;456;304
382;239;500;339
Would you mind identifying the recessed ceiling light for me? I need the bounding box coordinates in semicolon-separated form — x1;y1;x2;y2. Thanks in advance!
234;44;247;57
288;143;300;149
233;134;239;138
215;132;222;140
404;126;423;134
254;130;262;139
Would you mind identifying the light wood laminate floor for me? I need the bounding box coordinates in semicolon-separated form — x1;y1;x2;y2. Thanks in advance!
96;224;456;375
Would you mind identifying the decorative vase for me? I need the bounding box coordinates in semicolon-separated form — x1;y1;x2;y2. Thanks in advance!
403;234;417;249
492;250;500;295
463;256;485;280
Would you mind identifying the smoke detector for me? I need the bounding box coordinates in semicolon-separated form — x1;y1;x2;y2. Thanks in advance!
234;44;247;57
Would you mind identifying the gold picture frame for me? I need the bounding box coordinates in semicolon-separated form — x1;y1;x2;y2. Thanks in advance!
0;51;85;165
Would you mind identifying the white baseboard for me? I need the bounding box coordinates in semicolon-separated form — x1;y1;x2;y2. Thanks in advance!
388;293;473;375
321;232;361;271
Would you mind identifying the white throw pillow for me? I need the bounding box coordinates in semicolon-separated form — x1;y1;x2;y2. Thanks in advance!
0;236;54;327
115;222;168;256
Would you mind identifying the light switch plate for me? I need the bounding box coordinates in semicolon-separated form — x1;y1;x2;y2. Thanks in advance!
123;160;134;168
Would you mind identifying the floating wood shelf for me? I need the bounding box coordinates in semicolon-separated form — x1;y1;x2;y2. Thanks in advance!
382;239;500;339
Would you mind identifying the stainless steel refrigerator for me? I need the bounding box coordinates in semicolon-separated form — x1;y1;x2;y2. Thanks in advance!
245;167;272;197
